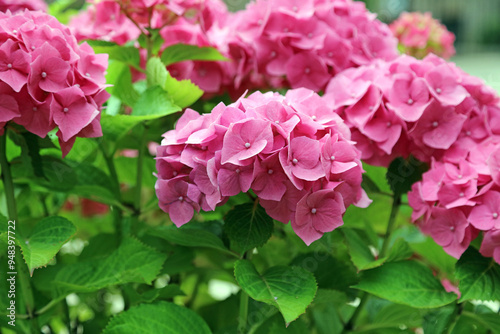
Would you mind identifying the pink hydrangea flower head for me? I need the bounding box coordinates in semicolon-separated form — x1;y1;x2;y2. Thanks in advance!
0;10;109;156
0;0;47;13
156;88;366;244
390;12;456;59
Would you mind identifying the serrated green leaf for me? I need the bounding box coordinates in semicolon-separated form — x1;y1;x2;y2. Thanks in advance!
53;237;166;298
224;202;273;253
151;225;236;257
353;260;457;308
343;228;385;270
455;247;500;302
102;301;211;334
161;43;227;66
132;85;181;117
19;216;76;275
234;260;317;325
164;75;203;108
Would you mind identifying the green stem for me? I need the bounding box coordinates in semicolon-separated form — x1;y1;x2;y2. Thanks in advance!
379;195;401;258
1;133;38;332
99;142;124;237
238;251;253;334
134;124;147;215
343;194;402;332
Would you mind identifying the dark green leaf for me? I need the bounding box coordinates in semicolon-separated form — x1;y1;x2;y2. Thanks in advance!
102;301;211;334
386;156;427;197
224;202;274;253
353;260;457;308
462;311;500;333
422;305;456;334
290;253;358;291
455;247;500;302
19;216;76;275
343;228;385;270
234;259;317;325
161;43;227;66
151;225;236;257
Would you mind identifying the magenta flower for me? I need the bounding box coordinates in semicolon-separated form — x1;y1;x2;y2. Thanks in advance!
468;191;500;230
427;207;471;258
156;178;201;227
480;229;500;264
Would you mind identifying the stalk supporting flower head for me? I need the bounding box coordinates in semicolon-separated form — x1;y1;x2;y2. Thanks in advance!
155;88;370;245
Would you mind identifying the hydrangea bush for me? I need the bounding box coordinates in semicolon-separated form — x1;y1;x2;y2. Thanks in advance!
0;1;499;334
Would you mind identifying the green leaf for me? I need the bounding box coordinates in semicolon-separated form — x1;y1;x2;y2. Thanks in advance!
145;57;203;107
53;237;166;298
342;228;384;270
455;247;500;302
353;260;457;308
164;75;203;108
224;203;274;253
234;260;317;325
146;57;168;88
290;253;358;291
132;85;181;117
151;225;236;257
86;40;141;69
410;237;457;275
107;64;140;107
102;301;211;334
68;161;118;205
138;29;165;56
19;216;76;275
386;156;427;197
161;43;227;66
462;311;500;333
422;305;456;334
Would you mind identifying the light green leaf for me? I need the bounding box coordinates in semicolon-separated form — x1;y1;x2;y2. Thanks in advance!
161;43;227;66
102;301;211;334
234;260;317;325
151;225;236;257
132;85;181;117
224;203;274;253
164;75;203;108
410;237;457;275
353;261;457;308
455;247;500;302
53;237;166;298
19;216;76;275
145;57;203;108
107;64;140;107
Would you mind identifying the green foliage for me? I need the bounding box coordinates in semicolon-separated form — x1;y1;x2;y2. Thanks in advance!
102;301;212;334
354;260;458;308
386;156;427;198
19;216;76;275
234;259;317;325
455;247;500;302
53;237;166;298
224;202;274;253
161;43;228;66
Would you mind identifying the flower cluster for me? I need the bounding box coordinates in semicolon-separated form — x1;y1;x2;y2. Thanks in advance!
0;10;109;156
324;54;495;167
408;134;500;262
390;12;455;60
70;0;230;94
225;0;398;92
155;89;370;245
0;0;46;13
